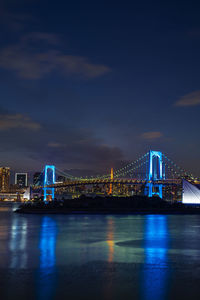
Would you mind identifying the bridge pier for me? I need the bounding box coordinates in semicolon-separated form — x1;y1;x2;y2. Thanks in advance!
146;182;163;198
146;151;164;198
43;165;55;202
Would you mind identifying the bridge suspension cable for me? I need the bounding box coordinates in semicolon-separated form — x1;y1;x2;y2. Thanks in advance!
53;152;149;181
34;151;199;187
113;152;149;177
163;154;198;180
114;159;148;178
55;167;80;180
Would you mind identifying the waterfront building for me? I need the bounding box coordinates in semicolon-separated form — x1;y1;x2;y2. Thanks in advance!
0;192;22;201
0;167;10;192
15;173;28;188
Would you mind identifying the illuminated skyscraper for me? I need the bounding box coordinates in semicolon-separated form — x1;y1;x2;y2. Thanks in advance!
33;172;42;185
15;173;28;188
0;167;10;192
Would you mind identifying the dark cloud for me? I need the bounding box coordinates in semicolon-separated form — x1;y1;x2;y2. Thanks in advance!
21;32;60;45
0;3;36;32
140;131;163;140
175;91;200;107
0;113;41;130
0;112;126;174
0;33;111;79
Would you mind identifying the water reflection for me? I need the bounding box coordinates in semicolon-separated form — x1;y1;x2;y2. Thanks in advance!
142;215;169;300
39;217;57;269
104;217;115;300
2;208;200;300
38;217;57;300
107;218;114;263
9;217;27;269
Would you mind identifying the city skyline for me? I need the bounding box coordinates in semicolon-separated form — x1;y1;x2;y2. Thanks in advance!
0;1;200;177
1;3;200;299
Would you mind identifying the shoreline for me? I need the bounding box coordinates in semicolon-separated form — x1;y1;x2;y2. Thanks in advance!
14;195;200;215
15;207;200;215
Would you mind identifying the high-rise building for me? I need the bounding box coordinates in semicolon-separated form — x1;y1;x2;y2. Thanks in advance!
15;173;28;188
0;167;10;192
33;172;42;185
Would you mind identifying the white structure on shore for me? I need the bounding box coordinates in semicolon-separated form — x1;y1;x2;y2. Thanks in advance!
182;179;200;204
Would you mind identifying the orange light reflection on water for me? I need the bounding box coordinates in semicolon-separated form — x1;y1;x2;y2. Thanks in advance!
106;218;114;263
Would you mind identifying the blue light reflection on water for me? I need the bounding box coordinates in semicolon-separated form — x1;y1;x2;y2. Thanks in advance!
142;215;169;300
38;216;57;300
39;217;57;269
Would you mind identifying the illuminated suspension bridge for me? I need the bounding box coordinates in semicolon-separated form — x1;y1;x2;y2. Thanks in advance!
32;150;199;202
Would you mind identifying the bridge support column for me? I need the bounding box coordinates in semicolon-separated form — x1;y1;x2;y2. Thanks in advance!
146;183;162;198
43;165;55;202
146;151;164;199
109;168;114;195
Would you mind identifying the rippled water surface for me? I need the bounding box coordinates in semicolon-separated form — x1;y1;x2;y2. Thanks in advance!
1;204;200;300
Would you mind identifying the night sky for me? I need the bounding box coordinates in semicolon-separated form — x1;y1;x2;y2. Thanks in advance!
0;0;200;177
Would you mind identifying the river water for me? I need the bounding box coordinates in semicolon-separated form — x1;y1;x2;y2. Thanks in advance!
1;204;200;300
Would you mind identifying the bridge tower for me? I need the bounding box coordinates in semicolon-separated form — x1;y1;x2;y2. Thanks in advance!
146;150;164;198
43;165;55;202
109;168;114;195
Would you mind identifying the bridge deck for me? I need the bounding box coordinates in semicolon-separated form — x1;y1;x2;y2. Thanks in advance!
33;178;182;189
